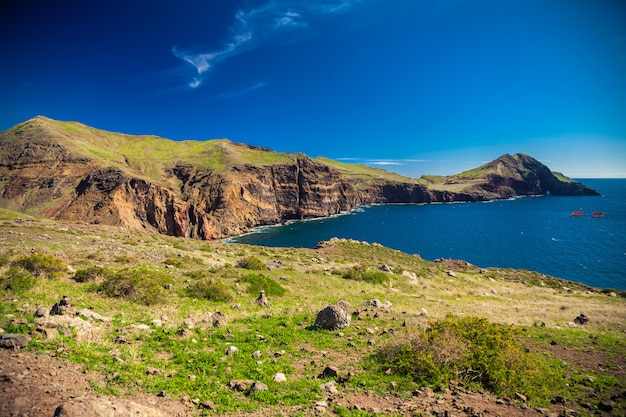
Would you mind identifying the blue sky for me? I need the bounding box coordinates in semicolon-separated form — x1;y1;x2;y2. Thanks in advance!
1;0;625;177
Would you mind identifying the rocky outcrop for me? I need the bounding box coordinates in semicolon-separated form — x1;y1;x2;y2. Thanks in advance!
0;118;599;239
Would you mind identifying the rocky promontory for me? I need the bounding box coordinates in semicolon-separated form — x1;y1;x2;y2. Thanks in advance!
0;116;598;239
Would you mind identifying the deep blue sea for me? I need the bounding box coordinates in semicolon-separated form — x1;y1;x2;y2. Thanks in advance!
230;179;626;290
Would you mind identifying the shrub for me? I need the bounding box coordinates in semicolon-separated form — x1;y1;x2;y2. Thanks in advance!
12;253;67;278
373;315;564;403
96;264;173;305
185;279;232;302
1;266;37;294
73;266;113;283
341;266;389;285
237;255;266;270
239;273;286;296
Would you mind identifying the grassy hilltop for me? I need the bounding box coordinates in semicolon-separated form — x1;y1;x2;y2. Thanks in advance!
0;209;624;416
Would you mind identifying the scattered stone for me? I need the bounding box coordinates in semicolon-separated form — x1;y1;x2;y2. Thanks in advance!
419;308;428;317
225;345;239;355
177;328;191;338
53;397;171;417
77;309;111;322
251;350;262;358
315;304;351;330
200;400;214;410
114;335;130;344
34;307;48;317
365;299;382;308
379;264;393;272
273;372;287;383
574;313;589;325
50;296;75;316
447;270;457;277
319;366;339;379
183;317;195;329
227;379;253;392
599;399;613;412
188;375;196;382
0;333;31;349
250;381;268;392
320;380;339;395
152;319;163;327
256;290;270;306
146;366;163;376
274;350;286;357
313;401;328;413
130;324;152;333
212;311;225;327
516;392;527;402
10;317;28;326
33;326;58;341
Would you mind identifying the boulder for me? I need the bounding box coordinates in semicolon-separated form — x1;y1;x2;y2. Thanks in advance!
0;334;31;349
250;381;269;392
315;304;351;330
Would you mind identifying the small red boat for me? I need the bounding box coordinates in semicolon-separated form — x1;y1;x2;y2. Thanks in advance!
591;211;605;218
570;210;584;217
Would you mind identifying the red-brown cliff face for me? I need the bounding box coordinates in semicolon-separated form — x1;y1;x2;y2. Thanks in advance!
0;117;598;239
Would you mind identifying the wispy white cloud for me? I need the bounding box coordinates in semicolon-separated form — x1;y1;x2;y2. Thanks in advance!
337;157;431;165
220;81;269;98
370;161;403;166
172;0;362;89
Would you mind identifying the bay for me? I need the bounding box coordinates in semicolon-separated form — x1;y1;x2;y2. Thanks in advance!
229;179;626;290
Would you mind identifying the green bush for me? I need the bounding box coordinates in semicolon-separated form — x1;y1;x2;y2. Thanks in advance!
1;266;37;294
239;273;286;296
237;255;266;270
373;315;564;403
12;253;67;278
73;266;113;283
341;266;389;285
185;279;232;302
96;264;173;305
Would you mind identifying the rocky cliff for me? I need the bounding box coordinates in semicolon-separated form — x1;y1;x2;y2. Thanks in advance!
0;116;599;239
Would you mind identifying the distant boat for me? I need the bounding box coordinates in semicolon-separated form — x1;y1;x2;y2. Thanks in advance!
591;211;605;218
571;210;584;217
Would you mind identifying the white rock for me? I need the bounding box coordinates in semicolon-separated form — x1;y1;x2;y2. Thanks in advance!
273;372;287;383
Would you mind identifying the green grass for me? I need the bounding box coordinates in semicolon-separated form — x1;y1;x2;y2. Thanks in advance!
0;219;623;416
371;315;566;405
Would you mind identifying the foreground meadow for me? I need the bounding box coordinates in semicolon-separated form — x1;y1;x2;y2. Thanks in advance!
1;212;624;416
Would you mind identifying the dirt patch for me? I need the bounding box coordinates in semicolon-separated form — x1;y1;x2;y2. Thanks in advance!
0;349;193;417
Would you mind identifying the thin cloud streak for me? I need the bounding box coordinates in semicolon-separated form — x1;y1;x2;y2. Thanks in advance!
172;0;362;89
220;81;269;98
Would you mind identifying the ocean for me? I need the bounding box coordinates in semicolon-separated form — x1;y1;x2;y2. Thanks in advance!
229;179;626;290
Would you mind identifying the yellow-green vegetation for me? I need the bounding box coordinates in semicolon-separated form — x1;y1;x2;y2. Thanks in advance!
373;315;564;402
7;116;296;184
0;216;624;416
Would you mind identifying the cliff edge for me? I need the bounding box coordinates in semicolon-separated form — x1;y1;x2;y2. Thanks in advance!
0;116;598;239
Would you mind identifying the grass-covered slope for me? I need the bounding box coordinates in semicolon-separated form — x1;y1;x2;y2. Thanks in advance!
4;116;298;184
0;213;624;416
